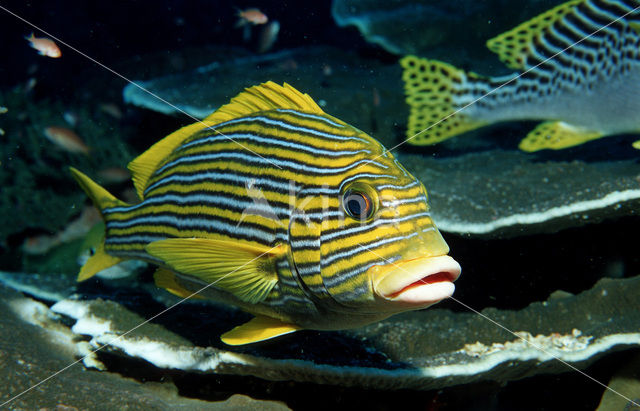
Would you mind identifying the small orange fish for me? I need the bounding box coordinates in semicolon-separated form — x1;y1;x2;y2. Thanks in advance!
236;8;268;26
25;33;61;58
43;126;90;154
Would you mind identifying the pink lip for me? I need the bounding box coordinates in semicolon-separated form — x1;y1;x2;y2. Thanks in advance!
374;255;461;305
387;270;457;298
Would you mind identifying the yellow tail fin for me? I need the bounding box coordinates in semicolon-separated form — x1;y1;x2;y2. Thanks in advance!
70;167;128;212
69;167;127;281
400;56;488;145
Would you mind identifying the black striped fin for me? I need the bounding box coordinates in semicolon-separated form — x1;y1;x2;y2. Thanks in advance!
128;82;325;200
400;56;489;145
487;0;582;70
487;0;640;71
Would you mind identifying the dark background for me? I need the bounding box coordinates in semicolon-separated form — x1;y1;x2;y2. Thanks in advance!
0;0;367;88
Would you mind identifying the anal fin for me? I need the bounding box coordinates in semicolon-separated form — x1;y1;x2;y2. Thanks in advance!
154;268;204;300
221;315;301;345
519;121;603;152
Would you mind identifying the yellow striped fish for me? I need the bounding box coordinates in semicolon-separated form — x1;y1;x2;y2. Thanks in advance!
70;82;461;345
401;0;640;151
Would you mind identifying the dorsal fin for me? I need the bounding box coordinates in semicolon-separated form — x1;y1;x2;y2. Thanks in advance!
127;82;324;199
204;81;325;122
486;0;582;70
128;121;214;200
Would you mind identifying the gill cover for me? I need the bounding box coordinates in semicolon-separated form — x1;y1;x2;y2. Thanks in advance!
287;189;330;301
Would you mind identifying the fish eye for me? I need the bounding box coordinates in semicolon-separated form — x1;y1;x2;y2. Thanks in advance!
341;184;378;221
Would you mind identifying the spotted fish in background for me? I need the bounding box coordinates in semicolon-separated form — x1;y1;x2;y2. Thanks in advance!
70;82;461;345
400;0;640;151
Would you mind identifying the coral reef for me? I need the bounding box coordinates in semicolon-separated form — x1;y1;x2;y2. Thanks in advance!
0;283;290;410
1;269;638;393
399;149;640;237
596;353;640;410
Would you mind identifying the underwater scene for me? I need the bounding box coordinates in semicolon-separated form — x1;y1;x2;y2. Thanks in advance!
1;0;640;409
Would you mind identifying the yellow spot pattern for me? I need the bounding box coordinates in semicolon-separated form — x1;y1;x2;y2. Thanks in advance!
486;0;582;70
400;55;487;145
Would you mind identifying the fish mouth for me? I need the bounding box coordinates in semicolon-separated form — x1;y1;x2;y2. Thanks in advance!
373;255;461;306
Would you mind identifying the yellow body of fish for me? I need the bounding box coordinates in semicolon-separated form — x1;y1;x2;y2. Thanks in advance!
71;82;461;345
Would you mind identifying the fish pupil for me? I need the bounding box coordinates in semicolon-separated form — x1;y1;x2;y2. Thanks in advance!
344;190;372;220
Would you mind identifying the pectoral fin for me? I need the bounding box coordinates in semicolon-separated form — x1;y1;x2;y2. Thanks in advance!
146;238;285;304
519;121;603;152
632;140;640;150
221;315;301;345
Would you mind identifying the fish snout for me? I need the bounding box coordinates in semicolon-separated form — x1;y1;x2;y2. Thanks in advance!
372;255;461;307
